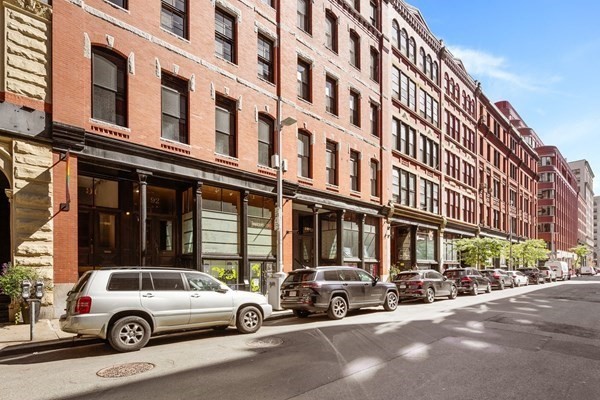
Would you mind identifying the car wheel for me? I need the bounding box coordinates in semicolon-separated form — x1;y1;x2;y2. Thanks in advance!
327;296;348;320
424;288;435;304
383;291;399;311
499;281;505;290
510;280;515;288
236;306;263;334
108;316;151;353
448;285;458;300
293;309;311;318
486;283;492;293
471;284;478;296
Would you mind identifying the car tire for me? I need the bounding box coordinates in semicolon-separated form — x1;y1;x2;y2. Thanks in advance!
499;281;505;290
486;283;492;293
327;296;348;320
424;288;435;304
108;316;151;353
293;309;311;318
471;284;478;296
448;285;458;300
383;291;399;311
510;280;515;288
236;306;263;334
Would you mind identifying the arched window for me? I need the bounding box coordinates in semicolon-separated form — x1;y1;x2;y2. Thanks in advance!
432;62;438;84
392;20;400;49
449;78;455;97
325;10;338;53
444;73;449;94
455;84;460;101
419;47;426;72
426;54;432;77
349;30;361;69
408;37;416;63
258;114;274;167
92;46;127;126
462;91;467;109
400;29;408;55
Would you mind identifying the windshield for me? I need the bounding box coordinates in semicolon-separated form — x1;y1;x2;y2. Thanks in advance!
284;271;316;283
395;272;421;281
443;270;464;278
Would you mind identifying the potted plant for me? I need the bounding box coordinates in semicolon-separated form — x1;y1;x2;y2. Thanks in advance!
0;262;41;323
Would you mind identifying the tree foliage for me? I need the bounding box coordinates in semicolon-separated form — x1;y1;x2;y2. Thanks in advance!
512;239;550;268
455;237;506;268
569;245;590;267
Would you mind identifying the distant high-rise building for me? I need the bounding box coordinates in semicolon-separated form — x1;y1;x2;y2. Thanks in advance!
568;160;595;266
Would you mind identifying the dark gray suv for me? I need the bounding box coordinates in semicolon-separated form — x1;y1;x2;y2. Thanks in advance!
280;266;399;320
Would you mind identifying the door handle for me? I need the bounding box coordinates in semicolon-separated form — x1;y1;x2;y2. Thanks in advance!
191;293;201;298
142;293;154;298
342;283;349;286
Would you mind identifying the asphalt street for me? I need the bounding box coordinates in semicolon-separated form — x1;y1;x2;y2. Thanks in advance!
2;276;600;400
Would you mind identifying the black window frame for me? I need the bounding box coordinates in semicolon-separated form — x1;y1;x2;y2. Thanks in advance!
258;114;274;167
215;95;237;158
297;58;311;101
161;72;189;144
215;7;236;63
297;0;311;34
326;140;338;185
297;130;312;178
349;30;360;69
349;150;360;192
107;0;128;9
325;75;338;115
325;10;338;53
91;46;128;127
349;89;360;127
257;33;274;83
370;159;379;197
161;0;188;39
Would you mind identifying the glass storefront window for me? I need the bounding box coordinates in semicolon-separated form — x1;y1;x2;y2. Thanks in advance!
342;213;359;259
248;194;275;257
182;188;193;254
204;259;239;288
78;176;118;208
416;228;436;261
148;186;176;215
202;185;240;255
320;215;337;260
395;228;412;264
98;213;116;247
363;216;378;260
159;220;173;251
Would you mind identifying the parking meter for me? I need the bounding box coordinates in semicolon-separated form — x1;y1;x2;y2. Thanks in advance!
21;280;31;300
34;281;44;299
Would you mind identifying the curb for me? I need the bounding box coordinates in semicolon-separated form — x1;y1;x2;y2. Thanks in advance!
0;310;294;357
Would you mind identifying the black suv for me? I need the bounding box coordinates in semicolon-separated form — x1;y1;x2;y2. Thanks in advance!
443;268;491;295
280;267;399;319
480;269;515;290
517;267;545;285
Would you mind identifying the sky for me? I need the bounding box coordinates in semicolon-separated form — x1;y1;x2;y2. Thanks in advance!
407;0;600;194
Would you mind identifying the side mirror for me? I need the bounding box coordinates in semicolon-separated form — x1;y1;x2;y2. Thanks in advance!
372;276;379;286
443;276;447;281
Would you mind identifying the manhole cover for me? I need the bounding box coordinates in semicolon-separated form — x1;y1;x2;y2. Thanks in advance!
246;337;284;348
97;362;155;378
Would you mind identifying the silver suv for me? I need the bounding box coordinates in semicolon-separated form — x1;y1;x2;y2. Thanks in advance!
60;267;272;352
280;266;399;319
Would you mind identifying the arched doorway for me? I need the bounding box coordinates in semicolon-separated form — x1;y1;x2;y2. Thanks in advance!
0;171;10;265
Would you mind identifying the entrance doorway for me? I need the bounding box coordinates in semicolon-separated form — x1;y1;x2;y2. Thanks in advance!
0;172;10;265
145;217;176;266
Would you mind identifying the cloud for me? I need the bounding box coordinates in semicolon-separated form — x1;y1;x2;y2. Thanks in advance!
447;46;560;93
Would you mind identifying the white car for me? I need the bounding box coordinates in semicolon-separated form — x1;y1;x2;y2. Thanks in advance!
506;271;529;287
60;267;273;352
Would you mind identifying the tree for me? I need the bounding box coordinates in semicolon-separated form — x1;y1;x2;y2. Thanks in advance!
512;239;550;268
569;245;590;268
455;237;507;269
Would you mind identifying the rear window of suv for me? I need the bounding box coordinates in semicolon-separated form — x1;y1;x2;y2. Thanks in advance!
108;272;140;291
284;271;316;283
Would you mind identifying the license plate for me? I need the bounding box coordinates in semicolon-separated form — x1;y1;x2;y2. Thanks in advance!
399;284;406;289
288;290;297;297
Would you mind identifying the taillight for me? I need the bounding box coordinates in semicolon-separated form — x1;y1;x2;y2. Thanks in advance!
413;280;424;288
75;296;92;314
301;282;321;289
493;273;500;279
461;276;472;283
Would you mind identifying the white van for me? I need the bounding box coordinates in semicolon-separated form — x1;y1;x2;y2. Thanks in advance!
580;266;596;276
545;261;569;281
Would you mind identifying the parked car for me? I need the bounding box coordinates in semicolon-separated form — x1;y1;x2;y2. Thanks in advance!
442;268;491;295
392;269;458;303
538;266;557;282
506;270;529;287
280;266;398;320
545;261;569;281
480;269;514;290
60;267;273;352
517;267;545;285
580;266;596;276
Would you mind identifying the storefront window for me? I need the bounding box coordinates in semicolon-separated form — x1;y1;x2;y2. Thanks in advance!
204;259;239;288
248;194;275;257
416;228;436;261
363;216;378;260
148;186;176;215
202;185;240;255
181;187;193;254
98;213;116;248
78;176;118;208
395;228;412;267
320;215;338;260
342;213;359;259
443;235;459;262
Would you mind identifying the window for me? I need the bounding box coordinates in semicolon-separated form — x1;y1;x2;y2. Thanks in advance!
161;0;187;38
392;67;400;99
297;58;311;101
392;118;416;157
399;72;416;110
349;31;360;69
215;8;236;63
446;190;460;220
419;178;439;213
297;0;311;33
325;75;338;115
420;135;438;168
215;95;237;157
297;130;311;178
370;160;379;197
369;1;378;27
349;90;360;126
325;11;338;52
161;73;188;143
370;47;379;82
151;272;185;291
400;29;408;55
260;0;274;7
392;20;400;48
370;102;379;137
353;0;360;11
257;34;274;82
108;273;139;291
350;150;360;191
408;37;416;63
107;0;127;8
393;168;416;207
258;115;274;167
326;141;338;185
419;89;438;125
92;47;127;127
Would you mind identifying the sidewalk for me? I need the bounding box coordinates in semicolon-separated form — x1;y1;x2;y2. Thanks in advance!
0;310;293;357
